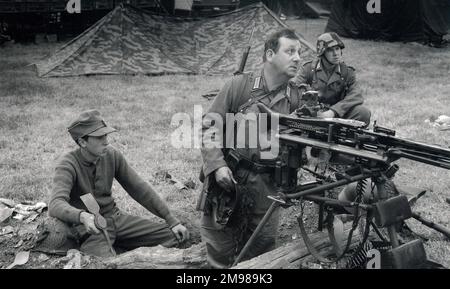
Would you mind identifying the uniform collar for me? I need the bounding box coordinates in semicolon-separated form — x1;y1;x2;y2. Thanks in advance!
317;58;341;75
257;69;288;94
254;69;293;108
316;59;322;71
76;148;99;167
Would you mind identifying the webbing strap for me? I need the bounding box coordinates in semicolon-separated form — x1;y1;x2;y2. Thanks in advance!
235;74;298;113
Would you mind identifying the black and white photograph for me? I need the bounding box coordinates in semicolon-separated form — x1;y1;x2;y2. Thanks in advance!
0;0;449;275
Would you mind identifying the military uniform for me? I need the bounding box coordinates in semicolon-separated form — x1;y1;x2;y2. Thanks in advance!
46;110;182;257
48;146;181;257
292;59;371;124
200;70;301;268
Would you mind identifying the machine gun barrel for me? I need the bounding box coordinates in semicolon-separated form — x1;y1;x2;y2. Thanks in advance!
278;133;389;164
357;130;450;169
388;149;450;169
258;103;450;170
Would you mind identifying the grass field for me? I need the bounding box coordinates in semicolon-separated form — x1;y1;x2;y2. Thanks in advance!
1;18;449;268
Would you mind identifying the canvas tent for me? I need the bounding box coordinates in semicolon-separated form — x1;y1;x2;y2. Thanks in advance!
35;3;314;77
325;0;449;44
302;1;332;18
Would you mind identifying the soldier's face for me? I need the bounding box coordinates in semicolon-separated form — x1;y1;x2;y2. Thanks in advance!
268;37;302;77
323;46;342;65
80;135;109;157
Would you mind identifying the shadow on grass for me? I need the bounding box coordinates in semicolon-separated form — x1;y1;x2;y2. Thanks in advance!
0;77;55;105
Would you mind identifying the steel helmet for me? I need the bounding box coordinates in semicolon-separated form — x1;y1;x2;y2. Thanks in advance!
316;32;345;56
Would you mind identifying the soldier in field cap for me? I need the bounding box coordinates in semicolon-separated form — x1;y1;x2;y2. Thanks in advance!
45;109;189;257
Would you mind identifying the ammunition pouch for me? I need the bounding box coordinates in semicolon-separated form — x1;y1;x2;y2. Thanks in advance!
374;195;412;227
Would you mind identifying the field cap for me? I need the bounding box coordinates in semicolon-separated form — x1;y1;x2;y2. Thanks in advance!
67;109;116;141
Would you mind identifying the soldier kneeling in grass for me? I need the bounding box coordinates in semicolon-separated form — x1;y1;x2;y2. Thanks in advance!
40;110;189;257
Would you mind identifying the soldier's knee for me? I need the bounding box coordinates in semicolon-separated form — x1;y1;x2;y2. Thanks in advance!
358;106;371;125
349;105;371;125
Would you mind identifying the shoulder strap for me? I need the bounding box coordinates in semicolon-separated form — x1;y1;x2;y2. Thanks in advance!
305;60;316;85
339;63;351;96
340;62;349;83
235;74;269;113
288;84;300;113
231;73;254;113
232;74;300;113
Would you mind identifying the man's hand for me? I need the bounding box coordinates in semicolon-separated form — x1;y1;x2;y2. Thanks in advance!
215;166;237;192
317;109;335;118
80;212;101;235
171;224;189;243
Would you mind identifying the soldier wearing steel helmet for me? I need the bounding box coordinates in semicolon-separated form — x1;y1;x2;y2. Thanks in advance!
291;32;371;124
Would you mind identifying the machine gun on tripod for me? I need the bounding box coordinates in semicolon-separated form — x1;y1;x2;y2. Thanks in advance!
232;102;450;269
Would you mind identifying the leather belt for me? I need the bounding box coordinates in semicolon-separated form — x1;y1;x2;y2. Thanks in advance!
225;149;276;174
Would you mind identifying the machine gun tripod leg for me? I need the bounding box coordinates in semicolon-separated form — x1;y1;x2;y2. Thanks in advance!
232;200;280;267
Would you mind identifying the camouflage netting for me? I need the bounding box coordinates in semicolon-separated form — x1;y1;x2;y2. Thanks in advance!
35;3;314;77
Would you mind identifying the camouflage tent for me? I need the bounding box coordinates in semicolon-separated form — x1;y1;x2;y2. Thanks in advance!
35;3;314;77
